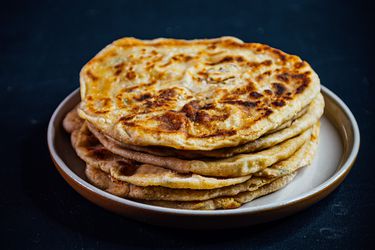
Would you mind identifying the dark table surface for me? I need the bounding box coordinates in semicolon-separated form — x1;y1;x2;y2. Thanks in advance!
1;0;374;249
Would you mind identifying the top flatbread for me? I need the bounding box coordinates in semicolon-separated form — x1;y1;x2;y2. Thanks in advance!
89;93;324;159
78;36;321;150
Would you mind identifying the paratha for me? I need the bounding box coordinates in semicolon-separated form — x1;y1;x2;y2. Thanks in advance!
262;104;308;135
145;173;297;210
62;105;83;133
86;166;293;204
255;122;319;177
63;96;309;159
88;93;323;159
78;37;320;150
72;123;251;189
84;124;318;202
89;122;312;177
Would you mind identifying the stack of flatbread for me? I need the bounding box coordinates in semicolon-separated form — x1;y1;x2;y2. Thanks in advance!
63;37;324;210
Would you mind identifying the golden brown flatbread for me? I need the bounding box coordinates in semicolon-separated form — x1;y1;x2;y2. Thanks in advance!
144;173;297;210
72;123;251;189
80;123;319;202
88;93;323;159
89;123;312;177
78;37;321;150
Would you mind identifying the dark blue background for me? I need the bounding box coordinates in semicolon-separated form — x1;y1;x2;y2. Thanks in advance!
1;0;374;249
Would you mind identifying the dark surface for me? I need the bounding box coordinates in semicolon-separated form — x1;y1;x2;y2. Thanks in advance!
1;0;374;249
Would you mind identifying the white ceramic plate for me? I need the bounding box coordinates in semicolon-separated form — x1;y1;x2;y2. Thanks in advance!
48;86;360;229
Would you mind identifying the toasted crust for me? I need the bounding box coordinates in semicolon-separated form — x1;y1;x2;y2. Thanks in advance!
88;93;324;159
78;36;320;150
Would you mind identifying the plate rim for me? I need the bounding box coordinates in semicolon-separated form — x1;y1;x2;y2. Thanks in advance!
47;85;360;216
